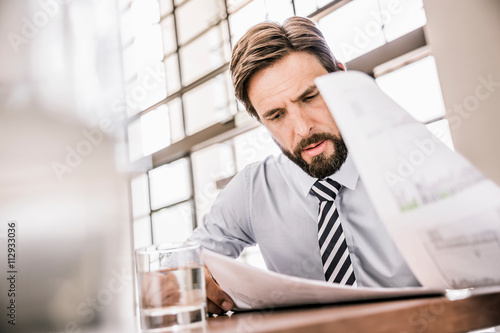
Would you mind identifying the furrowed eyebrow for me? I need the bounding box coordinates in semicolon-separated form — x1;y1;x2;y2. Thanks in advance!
261;85;319;119
292;85;318;103
262;108;283;119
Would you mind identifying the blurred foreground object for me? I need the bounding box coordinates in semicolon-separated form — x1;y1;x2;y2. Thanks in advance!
0;0;134;332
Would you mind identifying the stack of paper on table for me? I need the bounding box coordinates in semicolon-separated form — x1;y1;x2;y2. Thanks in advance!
202;250;442;310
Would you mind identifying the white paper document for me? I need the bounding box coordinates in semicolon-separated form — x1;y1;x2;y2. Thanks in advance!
315;71;500;290
202;250;441;310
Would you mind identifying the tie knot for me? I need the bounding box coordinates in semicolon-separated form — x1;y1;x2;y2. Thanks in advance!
311;178;341;202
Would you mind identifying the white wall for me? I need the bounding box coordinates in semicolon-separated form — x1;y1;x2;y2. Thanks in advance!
423;0;500;185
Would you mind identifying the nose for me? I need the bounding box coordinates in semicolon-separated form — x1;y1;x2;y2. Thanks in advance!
290;108;313;138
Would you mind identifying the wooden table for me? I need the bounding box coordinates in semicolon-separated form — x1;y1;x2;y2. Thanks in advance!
205;288;500;333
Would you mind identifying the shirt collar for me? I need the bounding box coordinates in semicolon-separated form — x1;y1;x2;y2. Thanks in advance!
290;153;360;197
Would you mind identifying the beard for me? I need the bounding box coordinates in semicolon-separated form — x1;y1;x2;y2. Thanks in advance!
278;132;348;179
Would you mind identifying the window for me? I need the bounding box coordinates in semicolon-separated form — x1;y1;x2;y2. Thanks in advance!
127;103;176;161
149;158;191;210
140;105;171;155
163;53;181;95
376;56;445;123
167;97;185;143
131;173;152;249
123;0;441;269
192;143;235;224
148;158;195;244
179;23;231;86
158;0;173;16
175;0;226;46
131;173;151;219
134;217;152;249
380;0;426;42
426;119;454;151
234;126;280;172
228;0;293;44
152;202;194;243
319;0;426;63
190;126;280;225
375;55;453;150
183;72;235;135
160;14;176;56
320;0;385;63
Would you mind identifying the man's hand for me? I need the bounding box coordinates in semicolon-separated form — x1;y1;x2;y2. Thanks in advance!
204;266;234;314
140;270;181;308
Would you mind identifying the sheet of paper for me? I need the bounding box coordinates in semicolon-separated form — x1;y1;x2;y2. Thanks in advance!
316;71;500;290
202;250;441;310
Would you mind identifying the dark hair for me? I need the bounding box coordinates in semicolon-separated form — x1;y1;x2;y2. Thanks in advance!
230;16;344;119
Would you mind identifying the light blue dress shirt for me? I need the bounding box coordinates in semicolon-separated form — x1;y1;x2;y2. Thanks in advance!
189;153;420;288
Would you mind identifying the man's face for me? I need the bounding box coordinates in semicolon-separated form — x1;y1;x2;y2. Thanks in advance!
247;51;348;179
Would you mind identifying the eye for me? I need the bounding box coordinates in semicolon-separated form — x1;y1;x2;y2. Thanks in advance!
303;92;320;102
270;111;284;121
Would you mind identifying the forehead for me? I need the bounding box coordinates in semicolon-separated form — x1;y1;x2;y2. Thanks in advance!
247;52;328;113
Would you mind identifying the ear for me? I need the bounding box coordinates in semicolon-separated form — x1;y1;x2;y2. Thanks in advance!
337;62;346;71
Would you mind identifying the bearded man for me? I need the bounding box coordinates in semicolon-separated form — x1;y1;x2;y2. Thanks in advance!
187;16;419;314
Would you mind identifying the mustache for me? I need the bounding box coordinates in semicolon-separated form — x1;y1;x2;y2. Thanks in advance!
293;132;340;157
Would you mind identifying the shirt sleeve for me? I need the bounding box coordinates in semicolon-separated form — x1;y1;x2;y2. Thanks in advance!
187;165;256;258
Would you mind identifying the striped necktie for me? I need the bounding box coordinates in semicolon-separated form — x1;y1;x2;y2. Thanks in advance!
311;179;357;286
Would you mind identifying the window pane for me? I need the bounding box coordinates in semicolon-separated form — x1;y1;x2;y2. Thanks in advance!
127;104;171;160
221;69;239;117
158;0;173;17
141;105;171;155
134;216;152;249
227;0;249;13
179;23;230;86
265;0;294;23
164;53;180;95
161;14;177;56
376;56;446;123
176;0;226;46
183;73;233;135
149;158;191;209
152;202;194;244
380;0;426;42
426;119;454;151
168;98;185;143
138;62;167;111
127;118;143;162
234;126;281;172
126;62;166;116
134;24;163;70
131;0;160;32
125;83;139;118
319;0;385;63
192;143;235;224
131;173;151;218
229;0;266;44
174;0;187;6
293;0;317;17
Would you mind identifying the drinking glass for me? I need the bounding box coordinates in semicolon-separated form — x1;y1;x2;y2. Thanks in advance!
136;242;206;331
